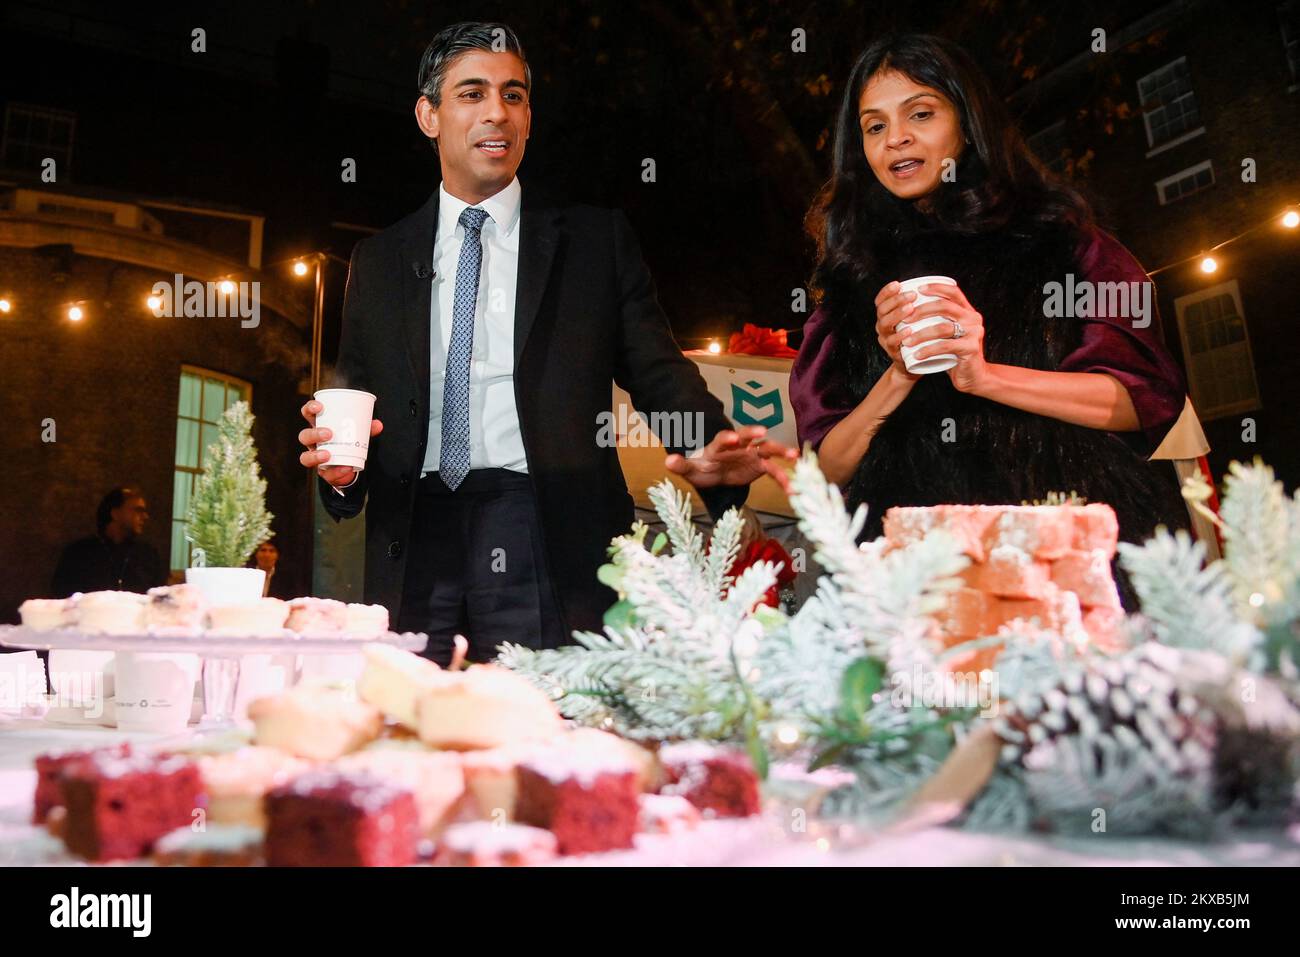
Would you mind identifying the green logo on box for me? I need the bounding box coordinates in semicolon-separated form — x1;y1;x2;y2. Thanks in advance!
731;379;783;428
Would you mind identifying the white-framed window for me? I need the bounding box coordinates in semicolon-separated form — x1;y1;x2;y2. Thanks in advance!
171;367;253;571
1155;160;1215;205
1174;280;1261;420
1;103;76;175
1027;119;1068;173
1281;2;1300;86
1138;57;1202;148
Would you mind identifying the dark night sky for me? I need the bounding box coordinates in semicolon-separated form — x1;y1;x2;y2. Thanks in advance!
0;0;1200;346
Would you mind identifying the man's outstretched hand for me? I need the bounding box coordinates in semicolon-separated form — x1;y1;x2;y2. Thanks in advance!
664;425;797;494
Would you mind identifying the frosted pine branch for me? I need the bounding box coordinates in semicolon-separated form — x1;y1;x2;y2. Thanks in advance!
1119;529;1259;663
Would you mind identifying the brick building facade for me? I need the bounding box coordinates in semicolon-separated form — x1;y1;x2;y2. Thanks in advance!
1013;0;1300;488
0;185;313;621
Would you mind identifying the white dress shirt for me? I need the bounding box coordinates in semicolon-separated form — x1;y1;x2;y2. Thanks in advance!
421;177;529;476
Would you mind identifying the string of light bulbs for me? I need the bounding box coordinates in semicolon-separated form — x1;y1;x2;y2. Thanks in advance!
3;205;1292;327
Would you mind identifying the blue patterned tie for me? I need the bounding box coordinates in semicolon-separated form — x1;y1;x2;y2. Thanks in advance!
439;206;490;490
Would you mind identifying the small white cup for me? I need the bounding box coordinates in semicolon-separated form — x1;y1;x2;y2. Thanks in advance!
313;388;377;470
897;275;959;374
113;652;200;734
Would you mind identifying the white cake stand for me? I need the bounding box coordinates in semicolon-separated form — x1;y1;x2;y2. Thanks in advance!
0;626;428;728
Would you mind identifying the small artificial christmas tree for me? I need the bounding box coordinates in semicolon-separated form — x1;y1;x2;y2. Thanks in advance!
185;401;273;568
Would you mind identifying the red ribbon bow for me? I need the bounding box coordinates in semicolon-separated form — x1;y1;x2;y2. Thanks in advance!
727;323;798;358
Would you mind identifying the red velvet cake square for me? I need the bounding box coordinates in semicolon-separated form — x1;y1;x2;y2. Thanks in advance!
513;751;641;856
59;751;204;862
33;742;131;824
657;742;761;818
264;770;420;867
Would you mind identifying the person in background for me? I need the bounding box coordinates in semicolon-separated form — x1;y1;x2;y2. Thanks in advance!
51;487;166;596
247;539;292;599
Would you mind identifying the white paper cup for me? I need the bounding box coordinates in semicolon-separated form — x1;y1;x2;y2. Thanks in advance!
897;275;959;374
313;388;377;470
113;652;200;734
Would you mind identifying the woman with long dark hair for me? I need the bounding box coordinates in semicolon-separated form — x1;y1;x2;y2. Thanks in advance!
790;33;1189;604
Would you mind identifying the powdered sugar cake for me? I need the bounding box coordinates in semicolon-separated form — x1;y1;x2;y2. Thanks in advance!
285;597;348;635
144;583;208;633
884;502;1126;667
59;751;204;862
433;821;557;867
264;769;420;867
657;742;761;819
333;747;464;836
248;683;382;760
513;748;641;855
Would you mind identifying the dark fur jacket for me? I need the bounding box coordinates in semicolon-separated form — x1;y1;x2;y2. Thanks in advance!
819;205;1188;575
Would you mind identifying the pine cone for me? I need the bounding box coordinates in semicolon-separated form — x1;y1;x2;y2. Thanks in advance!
992;643;1300;828
992;643;1218;776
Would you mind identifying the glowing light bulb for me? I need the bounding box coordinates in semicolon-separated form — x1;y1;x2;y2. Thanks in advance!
219;279;235;295
147;295;163;311
707;340;722;354
0;298;10;313
68;305;84;321
1199;256;1217;274
1282;210;1300;229
293;260;309;277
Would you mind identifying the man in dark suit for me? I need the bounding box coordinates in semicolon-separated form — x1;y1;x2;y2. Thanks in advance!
299;22;792;665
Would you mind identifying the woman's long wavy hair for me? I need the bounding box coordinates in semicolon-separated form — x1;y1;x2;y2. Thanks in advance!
807;33;1094;299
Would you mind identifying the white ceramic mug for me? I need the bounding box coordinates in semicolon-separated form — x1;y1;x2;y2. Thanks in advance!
897;275;959;374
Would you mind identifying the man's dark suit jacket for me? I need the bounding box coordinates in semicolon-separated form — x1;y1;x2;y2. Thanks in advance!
319;186;747;639
51;534;166;598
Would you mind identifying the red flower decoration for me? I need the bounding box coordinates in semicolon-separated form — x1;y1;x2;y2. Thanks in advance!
726;537;798;608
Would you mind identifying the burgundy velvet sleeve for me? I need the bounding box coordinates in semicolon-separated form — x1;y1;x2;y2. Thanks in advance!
789;306;855;451
1059;226;1187;450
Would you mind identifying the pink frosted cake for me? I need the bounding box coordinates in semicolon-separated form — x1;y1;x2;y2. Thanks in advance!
196;746;313;828
433;821;558;867
638;793;702;834
18;597;76;632
76;591;147;634
206;598;288;637
884;503;1125;667
286;597;348;635
145;583;208;634
248;683;383;760
344;603;389;637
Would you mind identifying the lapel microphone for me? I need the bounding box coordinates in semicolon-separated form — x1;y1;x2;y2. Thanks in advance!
413;263;434;280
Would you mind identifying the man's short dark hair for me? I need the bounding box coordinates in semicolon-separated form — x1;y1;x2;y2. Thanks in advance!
416;21;531;152
96;486;141;533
